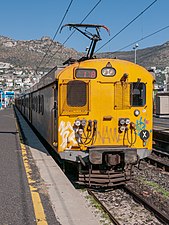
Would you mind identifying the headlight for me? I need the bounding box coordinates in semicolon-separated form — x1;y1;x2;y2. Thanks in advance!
78;129;83;135
119;119;125;125
134;110;140;116
101;67;116;76
125;119;130;125
119;126;126;132
81;119;86;127
74;119;81;127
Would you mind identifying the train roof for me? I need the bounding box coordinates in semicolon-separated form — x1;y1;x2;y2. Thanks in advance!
23;58;154;95
26;66;65;94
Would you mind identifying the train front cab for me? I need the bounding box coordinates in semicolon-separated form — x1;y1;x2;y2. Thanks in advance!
58;59;154;187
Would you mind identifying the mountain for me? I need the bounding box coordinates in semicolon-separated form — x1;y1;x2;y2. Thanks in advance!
98;41;169;69
0;36;81;70
0;35;169;70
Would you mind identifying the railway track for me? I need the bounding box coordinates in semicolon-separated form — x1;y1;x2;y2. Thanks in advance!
87;188;121;225
144;148;169;172
153;128;169;148
124;185;169;225
152;148;169;157
87;189;120;225
154;137;169;146
87;185;169;225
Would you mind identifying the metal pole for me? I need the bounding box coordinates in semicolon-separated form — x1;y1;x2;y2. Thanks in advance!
133;43;139;64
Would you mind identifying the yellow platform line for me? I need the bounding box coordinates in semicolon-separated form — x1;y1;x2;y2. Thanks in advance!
14;109;48;224
14;108;48;224
20;142;48;225
20;141;48;224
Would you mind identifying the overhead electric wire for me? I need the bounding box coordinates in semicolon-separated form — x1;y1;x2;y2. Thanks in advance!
111;24;169;54
43;0;102;68
62;0;102;44
95;0;158;53
35;0;74;73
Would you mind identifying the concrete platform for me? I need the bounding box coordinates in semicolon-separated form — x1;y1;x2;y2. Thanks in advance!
0;108;36;225
15;107;100;225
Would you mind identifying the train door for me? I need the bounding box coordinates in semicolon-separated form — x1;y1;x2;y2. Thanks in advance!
53;82;58;146
98;81;130;146
98;83;114;141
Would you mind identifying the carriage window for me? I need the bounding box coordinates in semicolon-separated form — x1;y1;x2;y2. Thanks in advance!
67;80;87;107
130;82;146;106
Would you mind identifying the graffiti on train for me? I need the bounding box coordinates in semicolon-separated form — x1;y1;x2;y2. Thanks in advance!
97;127;122;144
59;121;77;149
135;117;149;135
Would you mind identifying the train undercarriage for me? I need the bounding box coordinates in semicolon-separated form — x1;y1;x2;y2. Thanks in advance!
78;165;133;187
62;146;138;187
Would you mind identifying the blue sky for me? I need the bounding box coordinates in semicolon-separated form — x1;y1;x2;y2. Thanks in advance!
0;0;168;52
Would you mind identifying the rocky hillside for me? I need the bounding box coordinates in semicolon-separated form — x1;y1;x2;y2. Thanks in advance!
99;41;169;69
0;36;81;70
0;35;169;70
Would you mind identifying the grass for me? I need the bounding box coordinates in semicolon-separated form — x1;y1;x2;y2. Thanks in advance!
83;191;112;224
139;178;169;198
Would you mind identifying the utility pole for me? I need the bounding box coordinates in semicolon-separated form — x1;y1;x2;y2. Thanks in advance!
133;43;139;64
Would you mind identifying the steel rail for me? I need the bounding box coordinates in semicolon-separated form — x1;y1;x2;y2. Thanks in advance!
124;185;169;225
145;156;169;172
144;148;169;172
87;189;121;225
152;148;169;157
153;137;169;145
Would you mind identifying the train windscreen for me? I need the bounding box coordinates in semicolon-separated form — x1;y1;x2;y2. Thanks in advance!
130;82;146;106
67;80;87;107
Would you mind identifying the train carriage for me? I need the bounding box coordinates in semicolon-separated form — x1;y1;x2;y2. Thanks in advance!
15;24;154;187
16;58;154;186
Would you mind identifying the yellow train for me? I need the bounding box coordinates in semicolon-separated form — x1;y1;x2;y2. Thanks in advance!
15;24;154;187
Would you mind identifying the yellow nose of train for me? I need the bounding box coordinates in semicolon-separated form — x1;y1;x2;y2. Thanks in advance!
16;57;154;187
